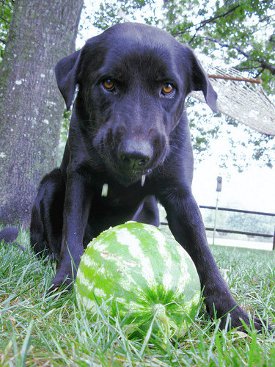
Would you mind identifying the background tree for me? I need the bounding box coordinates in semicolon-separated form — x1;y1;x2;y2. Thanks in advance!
0;0;84;226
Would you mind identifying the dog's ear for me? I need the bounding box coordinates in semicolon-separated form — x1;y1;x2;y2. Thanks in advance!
55;50;81;110
187;49;218;113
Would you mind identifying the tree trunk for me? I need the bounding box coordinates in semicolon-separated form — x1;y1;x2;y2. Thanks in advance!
0;0;84;227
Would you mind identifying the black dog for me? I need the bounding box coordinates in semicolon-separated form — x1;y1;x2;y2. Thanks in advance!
30;23;263;330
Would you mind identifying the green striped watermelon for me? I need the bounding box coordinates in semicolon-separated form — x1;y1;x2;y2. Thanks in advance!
75;221;201;340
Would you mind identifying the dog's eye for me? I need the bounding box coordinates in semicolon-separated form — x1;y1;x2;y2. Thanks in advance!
160;82;176;98
161;83;175;96
102;79;115;91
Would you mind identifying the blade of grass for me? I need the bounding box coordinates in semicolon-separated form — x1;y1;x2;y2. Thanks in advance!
20;319;34;366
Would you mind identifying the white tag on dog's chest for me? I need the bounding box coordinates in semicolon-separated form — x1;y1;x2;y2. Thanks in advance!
101;183;109;197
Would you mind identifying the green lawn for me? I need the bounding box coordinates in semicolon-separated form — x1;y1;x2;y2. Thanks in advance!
0;230;274;366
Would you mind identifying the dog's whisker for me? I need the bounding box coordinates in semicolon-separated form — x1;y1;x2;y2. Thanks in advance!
141;175;146;187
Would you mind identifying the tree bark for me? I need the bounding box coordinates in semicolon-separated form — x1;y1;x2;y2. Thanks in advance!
0;0;84;227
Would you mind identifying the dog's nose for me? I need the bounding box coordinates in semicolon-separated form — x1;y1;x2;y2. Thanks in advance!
120;152;150;169
118;140;152;170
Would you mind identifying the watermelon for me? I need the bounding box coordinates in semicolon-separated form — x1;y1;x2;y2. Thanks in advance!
75;221;201;341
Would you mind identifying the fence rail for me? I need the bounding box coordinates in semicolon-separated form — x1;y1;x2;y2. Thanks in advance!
199;205;275;217
204;227;273;239
161;205;275;250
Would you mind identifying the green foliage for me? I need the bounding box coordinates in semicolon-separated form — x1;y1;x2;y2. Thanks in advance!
0;0;13;59
187;98;220;155
217;117;274;171
93;0;161;30
164;0;274;93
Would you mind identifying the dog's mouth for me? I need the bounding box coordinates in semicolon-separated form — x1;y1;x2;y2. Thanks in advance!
100;141;168;187
101;170;150;197
110;166;153;187
93;132;168;186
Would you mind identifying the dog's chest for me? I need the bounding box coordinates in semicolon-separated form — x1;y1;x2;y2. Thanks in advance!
96;183;145;208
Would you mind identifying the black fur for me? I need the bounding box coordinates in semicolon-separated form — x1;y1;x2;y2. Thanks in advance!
30;23;265;330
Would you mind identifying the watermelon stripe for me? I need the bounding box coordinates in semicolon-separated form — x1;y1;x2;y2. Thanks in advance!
127;226;166;288
147;226;173;289
174;241;192;293
82;248;148;298
81;253;99;270
98;227;153;291
77;268;95;292
146;227;186;292
115;228;156;286
86;237;107;252
100;253;139;291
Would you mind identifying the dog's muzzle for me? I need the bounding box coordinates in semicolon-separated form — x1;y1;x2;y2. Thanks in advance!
117;139;153;172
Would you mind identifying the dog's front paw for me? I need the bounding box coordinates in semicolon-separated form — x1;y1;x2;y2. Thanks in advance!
219;305;269;332
48;270;74;294
206;295;269;332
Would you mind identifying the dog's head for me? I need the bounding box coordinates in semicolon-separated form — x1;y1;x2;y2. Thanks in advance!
55;23;217;186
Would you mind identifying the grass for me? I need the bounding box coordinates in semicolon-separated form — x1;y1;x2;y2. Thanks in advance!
0;229;274;366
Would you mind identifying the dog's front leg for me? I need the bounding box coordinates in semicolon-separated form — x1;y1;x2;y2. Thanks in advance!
51;172;92;289
159;189;260;330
